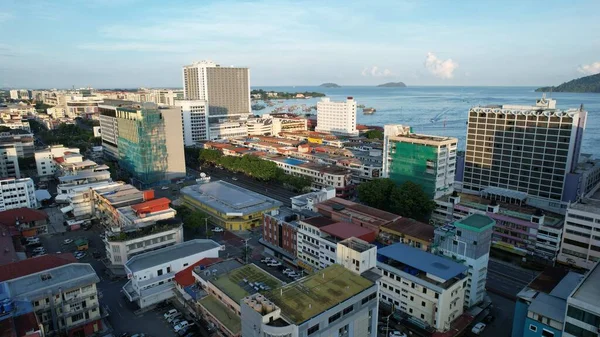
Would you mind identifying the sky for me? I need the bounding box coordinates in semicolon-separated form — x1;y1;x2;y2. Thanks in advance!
1;0;600;88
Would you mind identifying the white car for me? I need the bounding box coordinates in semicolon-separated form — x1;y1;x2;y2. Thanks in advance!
167;313;182;323
267;261;281;267
161;186;170;190
32;247;45;253
389;331;407;337
174;321;190;332
212;227;224;233
260;257;272;263
163;309;179;320
282;268;294;275
232;177;238;181
74;252;86;260
63;239;73;245
26;238;40;245
471;322;486;335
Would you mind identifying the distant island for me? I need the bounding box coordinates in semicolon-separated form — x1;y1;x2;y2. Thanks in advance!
536;73;600;93
377;82;407;88
251;89;325;100
319;83;341;88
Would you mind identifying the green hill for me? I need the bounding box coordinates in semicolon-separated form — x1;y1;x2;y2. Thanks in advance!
536;73;600;93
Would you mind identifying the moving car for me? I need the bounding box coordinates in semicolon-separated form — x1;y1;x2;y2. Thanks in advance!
63;239;73;245
260;257;272;263
212;227;224;233
267;261;282;267
74;251;87;260
282;268;294;276
471;322;486;335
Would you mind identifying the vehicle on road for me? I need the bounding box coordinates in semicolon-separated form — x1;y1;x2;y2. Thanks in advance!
63;239;73;245
167;313;182;323
388;331;407;337
174;321;190;332
161;186;170;190
260;257;272;263
282;268;294;275
74;251;87;259
26;238;40;245
32;247;45;253
232;177;238;181
267;261;282;267
212;227;224;233
287;272;299;278
163;309;179;320
471;322;486;335
130;334;146;337
170;318;182;327
32;252;46;257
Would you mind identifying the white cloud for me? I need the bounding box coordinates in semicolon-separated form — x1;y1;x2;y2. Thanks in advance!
577;62;600;75
424;52;458;79
361;65;394;77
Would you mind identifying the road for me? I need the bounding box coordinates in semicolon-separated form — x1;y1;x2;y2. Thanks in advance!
186;166;299;207
486;259;539;300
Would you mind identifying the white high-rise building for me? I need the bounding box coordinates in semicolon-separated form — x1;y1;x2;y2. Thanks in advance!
315;97;358;136
0;145;20;178
175;100;208;146
558;195;600;270
0;177;37;211
34;145;81;177
182;60;216;101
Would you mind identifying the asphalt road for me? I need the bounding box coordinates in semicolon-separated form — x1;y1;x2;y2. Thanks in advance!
486;259;539;299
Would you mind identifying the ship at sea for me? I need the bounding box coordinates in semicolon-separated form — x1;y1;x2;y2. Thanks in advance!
251;103;266;111
363;107;376;115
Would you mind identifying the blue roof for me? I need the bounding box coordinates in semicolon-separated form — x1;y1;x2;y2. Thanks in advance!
378;243;468;280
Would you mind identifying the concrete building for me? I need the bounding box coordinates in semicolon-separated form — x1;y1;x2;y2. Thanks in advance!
378;218;435;251
512;267;583;337
377;243;469;332
181;180;282;231
290;187;336;211
296;216;376;272
0;145;20;178
315;97;359;136
433;214;494;308
0;132;35;158
122;239;221;309
0;207;49;237
271;115;308;135
0;177;37;211
2;260;103;337
0;114;31;133
98;102;123;159
240;264;379;337
193;261;283;337
315;197;402;234
208;119;248;140
336;237;378;275
34;145;81;177
557;193;600;270
176;100;208;146
563;261;600;337
463;97;587;212
115;102;186;186
246;117;273;136
382;124;458;199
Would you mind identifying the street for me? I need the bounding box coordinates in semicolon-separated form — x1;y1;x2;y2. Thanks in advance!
486;259;539;299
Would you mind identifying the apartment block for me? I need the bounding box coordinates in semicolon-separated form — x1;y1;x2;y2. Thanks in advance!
0;178;37;211
557;194;600;270
290;187;336;211
433;214;494;308
512;267;582;337
382;124;458;199
0;145;20;178
240;264;379;337
261;208;318;264
115;102;186;186
122;239;221;309
463;97;586;210
377;243;468;332
0;132;35;158
34;145;81;177
315;97;358;136
315;197;402;234
434;192;564;260
563;262;600;337
0;207;48;237
176;100;208;146
98;103;120;159
379;217;435;251
2;260;103;337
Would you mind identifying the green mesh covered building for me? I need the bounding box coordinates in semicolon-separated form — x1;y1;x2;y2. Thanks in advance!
115;102;186;187
382;125;458;199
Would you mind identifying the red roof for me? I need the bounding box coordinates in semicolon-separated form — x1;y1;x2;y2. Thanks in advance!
0;253;76;282
174;257;221;287
320;222;377;243
130;197;171;213
0;208;48;227
14;312;39;337
53;156;65;163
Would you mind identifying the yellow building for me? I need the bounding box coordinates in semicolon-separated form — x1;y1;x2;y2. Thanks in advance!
181;180;282;231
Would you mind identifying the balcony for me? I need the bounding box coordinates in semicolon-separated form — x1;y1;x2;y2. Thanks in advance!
60;302;100;318
122;280;139;302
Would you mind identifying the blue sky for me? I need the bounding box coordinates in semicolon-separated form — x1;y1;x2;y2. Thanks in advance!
1;0;599;88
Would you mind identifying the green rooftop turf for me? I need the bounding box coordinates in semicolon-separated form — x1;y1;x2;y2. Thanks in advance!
212;264;282;303
199;295;241;334
455;214;495;232
265;264;374;324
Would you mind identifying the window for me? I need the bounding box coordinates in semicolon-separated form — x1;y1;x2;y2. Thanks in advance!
420;314;425;320
157;269;163;276
529;325;537;332
329;312;341;323
564;322;596;337
308;324;320;335
567;306;600;326
71;313;84;322
541;329;554;337
422;301;426;307
343;305;354;315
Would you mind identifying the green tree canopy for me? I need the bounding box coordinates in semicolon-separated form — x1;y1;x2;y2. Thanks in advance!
357;178;436;221
364;129;383;140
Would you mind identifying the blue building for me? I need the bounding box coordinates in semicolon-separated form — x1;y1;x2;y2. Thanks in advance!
512;267;583;337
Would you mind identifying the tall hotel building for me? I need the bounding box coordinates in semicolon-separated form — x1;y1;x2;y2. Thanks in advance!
462;97;586;210
182;60;251;140
315;97;359;136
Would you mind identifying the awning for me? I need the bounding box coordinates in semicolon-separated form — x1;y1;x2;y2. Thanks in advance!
60;205;74;214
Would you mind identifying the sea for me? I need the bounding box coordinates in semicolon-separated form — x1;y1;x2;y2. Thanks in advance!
253;86;600;156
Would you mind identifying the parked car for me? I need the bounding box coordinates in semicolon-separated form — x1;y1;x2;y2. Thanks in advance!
26;236;39;242
267;261;281;267
471;322;486;335
388;331;407;337
212;227;224;233
287;272;299;278
260;257;272;263
232;177;238;181
174;321;190;333
164;309;179;320
130;334;146;337
167;313;182;324
74;252;87;260
282;268;294;276
26;238;40;245
32;247;45;253
63;239;73;245
161;186;170;190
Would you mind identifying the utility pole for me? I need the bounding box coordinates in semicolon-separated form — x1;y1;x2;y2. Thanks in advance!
204;218;208;239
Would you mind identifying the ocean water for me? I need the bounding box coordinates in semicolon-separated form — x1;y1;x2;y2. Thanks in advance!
253;86;600;155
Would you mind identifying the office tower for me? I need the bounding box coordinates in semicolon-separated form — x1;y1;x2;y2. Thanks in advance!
175;100;208;146
463;97;587;204
558;196;600;270
563;261;600;337
115;102;185;186
382;124;458;199
315;97;359;136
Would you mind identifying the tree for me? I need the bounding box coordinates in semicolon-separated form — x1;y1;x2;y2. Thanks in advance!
198;149;222;164
389;181;436;221
183;210;209;233
357;178;397;211
364;129;383;140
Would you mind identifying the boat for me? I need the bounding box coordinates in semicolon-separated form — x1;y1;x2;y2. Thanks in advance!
251;103;266;111
363;108;376;115
357;104;366;108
